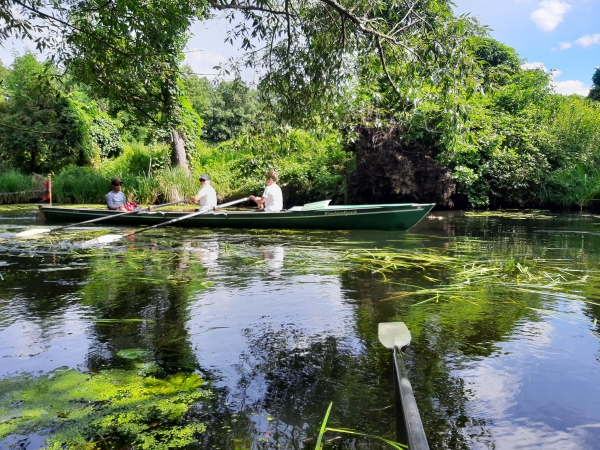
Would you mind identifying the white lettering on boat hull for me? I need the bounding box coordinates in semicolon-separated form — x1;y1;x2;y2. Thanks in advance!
324;211;358;216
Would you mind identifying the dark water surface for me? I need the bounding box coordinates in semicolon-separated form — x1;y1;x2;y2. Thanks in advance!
0;207;599;449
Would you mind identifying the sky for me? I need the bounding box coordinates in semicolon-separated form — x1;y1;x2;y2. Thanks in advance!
454;0;600;95
1;0;599;95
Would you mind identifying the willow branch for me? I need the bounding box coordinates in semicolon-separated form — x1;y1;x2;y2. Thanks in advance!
207;0;287;16
11;0;137;58
375;36;402;99
285;0;291;56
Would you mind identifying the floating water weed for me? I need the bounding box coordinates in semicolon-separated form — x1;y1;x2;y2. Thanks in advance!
117;348;151;358
0;369;209;449
464;210;556;219
340;242;600;313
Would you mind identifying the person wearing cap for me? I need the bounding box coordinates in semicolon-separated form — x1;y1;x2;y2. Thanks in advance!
249;171;283;212
188;174;217;212
106;178;127;211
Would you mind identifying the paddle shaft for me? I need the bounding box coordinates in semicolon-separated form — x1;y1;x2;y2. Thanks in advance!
122;197;249;238
49;199;187;232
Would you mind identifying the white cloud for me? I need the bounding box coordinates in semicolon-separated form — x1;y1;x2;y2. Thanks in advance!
574;34;600;48
531;0;572;32
552;80;590;95
521;62;548;71
559;41;572;50
521;64;589;96
183;51;225;76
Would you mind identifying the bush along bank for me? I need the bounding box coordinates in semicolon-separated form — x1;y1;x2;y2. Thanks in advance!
0;129;353;208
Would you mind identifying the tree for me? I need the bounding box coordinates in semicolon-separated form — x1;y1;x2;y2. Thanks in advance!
205;80;259;142
60;0;206;172
215;0;482;127
180;66;213;120
0;0;55;46
588;67;600;101
473;37;521;89
0;53;91;173
3;0;482;129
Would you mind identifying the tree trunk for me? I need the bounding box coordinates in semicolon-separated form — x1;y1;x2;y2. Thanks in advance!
30;142;38;174
170;129;189;173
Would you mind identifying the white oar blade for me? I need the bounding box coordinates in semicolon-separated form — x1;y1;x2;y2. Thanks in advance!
14;228;52;238
78;234;124;249
378;322;411;349
301;199;331;211
97;234;123;244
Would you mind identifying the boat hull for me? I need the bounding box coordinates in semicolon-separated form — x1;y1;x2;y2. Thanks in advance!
38;203;435;231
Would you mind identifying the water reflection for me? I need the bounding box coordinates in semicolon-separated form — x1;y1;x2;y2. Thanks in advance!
79;246;205;374
263;246;285;278
0;212;599;449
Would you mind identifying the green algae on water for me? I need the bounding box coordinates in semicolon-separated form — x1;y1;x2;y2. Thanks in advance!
0;368;210;449
464;210;556;219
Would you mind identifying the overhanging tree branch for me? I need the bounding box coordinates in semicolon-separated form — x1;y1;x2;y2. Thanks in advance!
206;0;287;16
375;36;401;99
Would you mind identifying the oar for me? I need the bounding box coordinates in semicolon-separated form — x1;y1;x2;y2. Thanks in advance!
378;322;430;450
378;322;412;350
14;199;188;238
79;197;249;247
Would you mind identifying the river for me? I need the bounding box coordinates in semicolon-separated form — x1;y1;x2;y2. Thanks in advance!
0;207;599;449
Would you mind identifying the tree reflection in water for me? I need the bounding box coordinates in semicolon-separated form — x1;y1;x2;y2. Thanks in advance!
79;244;206;373
217;322;397;449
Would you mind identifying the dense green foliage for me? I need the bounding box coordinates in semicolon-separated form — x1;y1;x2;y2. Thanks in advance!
62;0;207;170
197;128;351;205
0;53;127;174
588;68;600;101
0;169;34;193
14;129;350;206
346;36;600;209
0;53;91;173
445;44;600;208
1;4;600;209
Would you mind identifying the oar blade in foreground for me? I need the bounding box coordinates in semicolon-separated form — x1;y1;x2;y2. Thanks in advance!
14;228;52;238
378;322;411;350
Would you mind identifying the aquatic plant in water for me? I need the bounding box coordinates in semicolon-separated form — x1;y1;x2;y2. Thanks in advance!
314;403;406;449
339;240;600;314
0;369;209;449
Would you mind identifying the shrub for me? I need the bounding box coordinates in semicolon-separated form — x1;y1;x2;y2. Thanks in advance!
52;166;109;204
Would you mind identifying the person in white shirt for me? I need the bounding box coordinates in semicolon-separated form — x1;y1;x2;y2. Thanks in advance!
249;171;283;212
188;174;218;212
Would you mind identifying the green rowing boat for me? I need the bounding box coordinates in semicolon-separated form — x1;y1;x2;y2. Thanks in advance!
38;201;434;231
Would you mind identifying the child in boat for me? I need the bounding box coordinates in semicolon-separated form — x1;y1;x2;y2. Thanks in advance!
249;171;283;212
188;174;217;212
106;178;127;211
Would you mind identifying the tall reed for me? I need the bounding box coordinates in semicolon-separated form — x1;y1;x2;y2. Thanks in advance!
0;170;37;204
52;166;110;204
0;170;35;193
